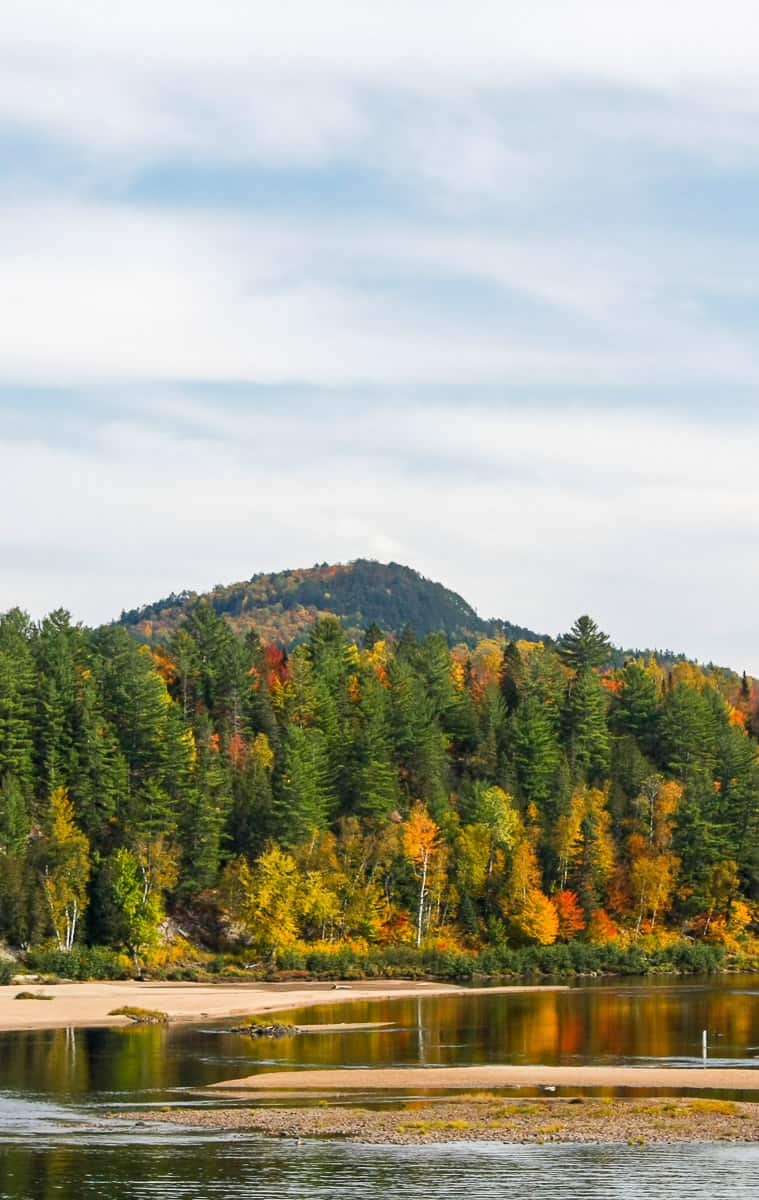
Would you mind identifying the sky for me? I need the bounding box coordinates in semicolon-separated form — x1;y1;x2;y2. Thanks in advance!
1;1;759;672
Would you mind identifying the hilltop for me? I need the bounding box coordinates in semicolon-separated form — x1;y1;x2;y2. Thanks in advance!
118;559;544;648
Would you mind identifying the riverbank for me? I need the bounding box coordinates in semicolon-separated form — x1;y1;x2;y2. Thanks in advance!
0;978;567;1032
118;1095;759;1144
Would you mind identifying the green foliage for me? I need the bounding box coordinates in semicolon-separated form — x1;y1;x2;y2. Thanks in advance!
108;1005;168;1024
119;560;544;649
0;586;757;971
24;945;131;980
558;615;612;673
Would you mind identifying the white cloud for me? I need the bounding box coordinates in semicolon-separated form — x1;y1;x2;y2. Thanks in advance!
4;2;759;87
2;398;758;674
2;1;759;674
3;199;759;390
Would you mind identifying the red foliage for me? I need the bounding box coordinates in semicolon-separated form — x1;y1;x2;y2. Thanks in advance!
265;643;289;690
587;908;618;943
552;889;586;940
228;732;248;768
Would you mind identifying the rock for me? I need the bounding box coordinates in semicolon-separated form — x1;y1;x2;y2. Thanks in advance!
231;1022;300;1039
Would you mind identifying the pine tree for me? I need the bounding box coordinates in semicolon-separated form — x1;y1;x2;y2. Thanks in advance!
274;724;334;845
558;615;611;673
564;669;610;784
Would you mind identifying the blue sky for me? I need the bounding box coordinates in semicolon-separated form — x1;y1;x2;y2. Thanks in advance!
1;1;759;671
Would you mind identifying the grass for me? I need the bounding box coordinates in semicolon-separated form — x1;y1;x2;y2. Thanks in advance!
14;991;53;1000
688;1099;737;1116
108;1005;169;1025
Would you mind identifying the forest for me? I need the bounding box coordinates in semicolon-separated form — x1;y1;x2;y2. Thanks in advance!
119;559;544;649
1;594;758;978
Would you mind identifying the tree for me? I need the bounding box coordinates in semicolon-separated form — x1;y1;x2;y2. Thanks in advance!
552;889;585;940
221;845;301;958
564;668;610;784
613;662;661;750
512;695;562;806
274;724;334;845
39;788;90;952
558;616;611;673
109;838;178;966
510;887;559;945
403;803;443;947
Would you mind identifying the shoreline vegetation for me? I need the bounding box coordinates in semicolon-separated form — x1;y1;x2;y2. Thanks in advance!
5;932;754;988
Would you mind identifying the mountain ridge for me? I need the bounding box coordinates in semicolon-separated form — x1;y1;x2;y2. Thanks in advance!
117;558;720;678
119;558;544;649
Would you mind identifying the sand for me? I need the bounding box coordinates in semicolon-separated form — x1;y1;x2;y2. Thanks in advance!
211;1062;759;1093
0;978;566;1033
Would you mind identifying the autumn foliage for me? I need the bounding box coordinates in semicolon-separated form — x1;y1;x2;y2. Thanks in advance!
1;599;758;963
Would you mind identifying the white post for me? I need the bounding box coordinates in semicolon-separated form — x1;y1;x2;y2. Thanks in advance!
702;1029;708;1065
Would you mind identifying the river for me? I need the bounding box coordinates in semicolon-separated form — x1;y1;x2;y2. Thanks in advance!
1;975;758;1198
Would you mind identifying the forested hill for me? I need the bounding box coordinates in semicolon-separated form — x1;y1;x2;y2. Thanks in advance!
118;560;544;648
1;601;758;972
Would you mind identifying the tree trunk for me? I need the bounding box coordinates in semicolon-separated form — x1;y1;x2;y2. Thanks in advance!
416;852;428;948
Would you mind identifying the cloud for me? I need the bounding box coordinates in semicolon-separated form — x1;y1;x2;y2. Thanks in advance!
2;394;758;675
4;2;759;88
2;2;759;675
3;198;759;391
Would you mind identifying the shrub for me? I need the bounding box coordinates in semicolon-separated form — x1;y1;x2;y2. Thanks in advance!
108;1006;169;1024
24;946;132;980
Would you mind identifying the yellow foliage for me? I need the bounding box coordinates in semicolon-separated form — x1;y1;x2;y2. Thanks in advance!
251;732;274;772
670;661;708;691
508;838;542;906
510;888;559;945
180;727;197;765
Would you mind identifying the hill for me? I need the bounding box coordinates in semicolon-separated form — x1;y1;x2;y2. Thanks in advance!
118;559;544;648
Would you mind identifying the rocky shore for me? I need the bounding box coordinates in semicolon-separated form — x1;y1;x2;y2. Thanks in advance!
118;1095;759;1145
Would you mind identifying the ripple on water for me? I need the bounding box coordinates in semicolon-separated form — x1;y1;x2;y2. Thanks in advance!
1;1137;759;1199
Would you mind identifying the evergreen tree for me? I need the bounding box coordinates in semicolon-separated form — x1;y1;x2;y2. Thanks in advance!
274;724;334;845
558;615;611;673
564;669;610;784
613;662;661;751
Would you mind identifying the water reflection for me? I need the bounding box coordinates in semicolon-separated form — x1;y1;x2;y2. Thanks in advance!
0;976;758;1105
0;1134;758;1199
1;980;759;1200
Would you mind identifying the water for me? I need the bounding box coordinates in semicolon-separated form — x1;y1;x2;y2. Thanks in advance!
1;975;758;1198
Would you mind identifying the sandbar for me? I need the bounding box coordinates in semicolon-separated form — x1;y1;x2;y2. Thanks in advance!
211;1062;759;1093
119;1096;759;1144
0;979;566;1033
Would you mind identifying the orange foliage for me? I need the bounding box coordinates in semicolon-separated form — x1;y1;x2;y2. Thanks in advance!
403;803;441;867
468;638;505;699
600;674;622;695
228;732;247;768
148;647;177;686
378;911;414;945
265;644;289;689
586;908;618;943
552;889;586;940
